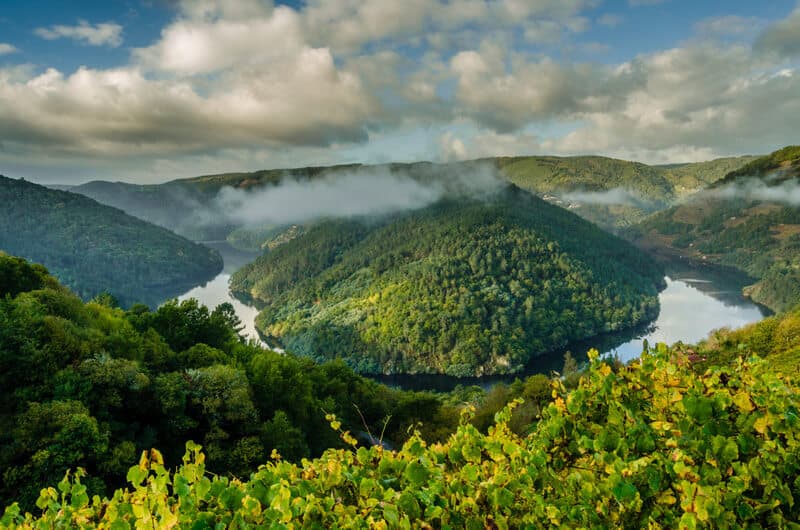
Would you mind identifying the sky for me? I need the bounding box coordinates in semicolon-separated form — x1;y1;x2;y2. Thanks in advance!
0;0;799;184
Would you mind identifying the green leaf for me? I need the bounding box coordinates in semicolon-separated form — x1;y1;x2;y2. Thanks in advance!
404;462;430;487
611;479;637;503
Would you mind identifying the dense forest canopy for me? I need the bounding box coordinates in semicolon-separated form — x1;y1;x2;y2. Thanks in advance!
629;146;800;312
231;186;665;377
0;253;480;512
0;176;222;307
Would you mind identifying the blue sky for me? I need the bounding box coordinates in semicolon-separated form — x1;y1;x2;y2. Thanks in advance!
0;0;798;183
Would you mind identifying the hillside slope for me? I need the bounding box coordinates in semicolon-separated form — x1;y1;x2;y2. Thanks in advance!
629;146;800;312
231;186;664;376
64;156;756;240
0;253;474;510
0;176;222;306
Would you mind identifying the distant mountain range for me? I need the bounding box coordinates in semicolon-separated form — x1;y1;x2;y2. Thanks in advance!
57;154;757;241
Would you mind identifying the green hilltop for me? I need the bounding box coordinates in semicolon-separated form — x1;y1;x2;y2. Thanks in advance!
0;176;222;307
230;186;664;377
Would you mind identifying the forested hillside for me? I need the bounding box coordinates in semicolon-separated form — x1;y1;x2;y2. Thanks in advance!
231;186;664;376
630;146;800;312
64;155;756;241
0;176;223;307
0;254;476;511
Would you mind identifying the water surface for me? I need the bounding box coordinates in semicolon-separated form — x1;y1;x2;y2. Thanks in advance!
177;246;770;392
177;242;263;343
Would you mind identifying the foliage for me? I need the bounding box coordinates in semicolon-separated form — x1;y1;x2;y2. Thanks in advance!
693;304;800;374
0;176;222;307
231;187;664;376
5;349;799;529
0;254;471;512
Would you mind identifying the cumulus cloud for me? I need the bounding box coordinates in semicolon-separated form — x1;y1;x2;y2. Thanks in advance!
301;0;592;52
35;20;124;47
547;44;800;161
449;44;608;131
0;58;377;157
135;5;304;75
0;44;18;55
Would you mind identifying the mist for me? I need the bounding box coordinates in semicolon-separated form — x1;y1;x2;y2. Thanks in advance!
561;187;643;206
213;165;504;226
710;176;800;205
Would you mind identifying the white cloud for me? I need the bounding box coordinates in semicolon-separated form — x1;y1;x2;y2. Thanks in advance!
0;44;18;55
301;0;593;52
547;44;800;162
135;5;305;75
0;62;377;156
35;20;124;48
1;0;800;181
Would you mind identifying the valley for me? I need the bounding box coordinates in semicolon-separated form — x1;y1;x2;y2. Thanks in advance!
4;2;800;525
629;146;800;312
180;243;767;391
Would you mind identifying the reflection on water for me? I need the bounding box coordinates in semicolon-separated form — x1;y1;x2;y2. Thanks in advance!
176;245;771;393
177;242;264;344
602;275;768;363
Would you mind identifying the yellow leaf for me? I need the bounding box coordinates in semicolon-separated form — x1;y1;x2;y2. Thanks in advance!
754;415;771;434
657;492;677;505
733;391;754;413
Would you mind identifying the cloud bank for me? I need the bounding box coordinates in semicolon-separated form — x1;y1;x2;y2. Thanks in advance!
0;0;799;181
214;165;503;226
711;176;800;206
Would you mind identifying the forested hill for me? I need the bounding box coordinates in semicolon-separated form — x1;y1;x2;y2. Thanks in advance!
0;252;500;512
0;176;222;307
230;186;665;377
629;146;800;312
62;155;756;240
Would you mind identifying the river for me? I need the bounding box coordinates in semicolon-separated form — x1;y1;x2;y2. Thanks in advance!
178;244;770;392
178;242;264;343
